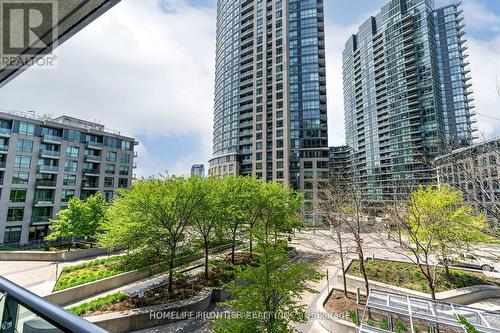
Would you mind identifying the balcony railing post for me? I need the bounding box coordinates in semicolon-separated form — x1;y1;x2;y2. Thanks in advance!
2;294;19;333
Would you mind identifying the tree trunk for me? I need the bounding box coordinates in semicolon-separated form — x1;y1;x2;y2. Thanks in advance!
168;255;175;293
67;237;72;252
358;247;370;297
231;240;235;265
338;232;348;297
249;230;253;258
204;243;209;279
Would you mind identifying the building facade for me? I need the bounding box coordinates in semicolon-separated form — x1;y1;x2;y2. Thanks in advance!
328;145;350;181
435;138;499;226
343;0;475;203
209;0;329;223
0;112;137;245
191;164;206;177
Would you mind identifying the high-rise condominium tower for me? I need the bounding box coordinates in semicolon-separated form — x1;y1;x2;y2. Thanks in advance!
343;0;475;203
209;0;329;224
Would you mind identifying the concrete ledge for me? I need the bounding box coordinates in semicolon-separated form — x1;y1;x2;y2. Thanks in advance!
86;288;213;333
437;285;500;305
0;247;110;262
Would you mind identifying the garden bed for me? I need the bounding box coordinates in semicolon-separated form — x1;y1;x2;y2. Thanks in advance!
69;252;255;317
54;241;236;291
347;259;499;293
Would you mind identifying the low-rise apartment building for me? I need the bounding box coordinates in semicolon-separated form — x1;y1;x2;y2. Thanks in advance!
0;111;137;245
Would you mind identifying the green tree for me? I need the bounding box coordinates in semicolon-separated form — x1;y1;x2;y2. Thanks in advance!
99;176;204;293
387;186;491;299
190;177;226;278
212;245;319;333
46;193;107;249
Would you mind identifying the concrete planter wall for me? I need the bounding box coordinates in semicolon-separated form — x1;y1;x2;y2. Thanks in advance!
86;288;213;333
0;247;110;262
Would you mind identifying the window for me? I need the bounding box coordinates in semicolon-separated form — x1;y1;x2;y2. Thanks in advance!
67;130;81;142
64;160;78;172
19;122;35;135
104;177;114;187
14;155;31;169
104;191;114;202
118;178;128;188
105;164;115;174
12;171;29;185
7;208;24;222
16;139;33;153
4;226;22;243
106;151;116;162
106;137;118;149
61;189;75;203
120;153;130;164
121;140;131;150
10;189;27;203
66;146;79;158
120;165;128;176
63;174;77;186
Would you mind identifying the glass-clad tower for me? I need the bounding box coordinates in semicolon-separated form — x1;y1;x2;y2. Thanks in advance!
343;0;475;203
210;0;329;224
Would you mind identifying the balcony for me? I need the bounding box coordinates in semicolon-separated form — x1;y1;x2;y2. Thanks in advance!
85;154;101;162
0;276;107;333
36;179;57;188
86;141;103;150
0;161;5;169
0;144;8;153
82;169;100;175
37;165;59;174
0;127;11;137
40;150;60;159
42;134;62;144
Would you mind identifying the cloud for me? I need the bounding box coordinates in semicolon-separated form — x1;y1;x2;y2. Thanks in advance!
0;0;216;176
462;0;500;34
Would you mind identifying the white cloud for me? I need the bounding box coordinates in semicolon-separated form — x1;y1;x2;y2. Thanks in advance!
462;0;500;33
0;0;216;176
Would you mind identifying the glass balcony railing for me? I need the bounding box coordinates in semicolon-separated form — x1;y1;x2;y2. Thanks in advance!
0;276;107;333
86;141;103;149
37;165;58;173
0;161;6;168
85;154;101;161
40;150;60;158
0;145;8;152
42;134;63;143
81;182;98;188
82;169;100;175
31;215;51;223
34;198;54;205
36;179;57;187
0;127;11;135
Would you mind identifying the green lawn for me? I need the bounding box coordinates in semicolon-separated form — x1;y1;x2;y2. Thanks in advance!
67;293;127;316
347;259;499;293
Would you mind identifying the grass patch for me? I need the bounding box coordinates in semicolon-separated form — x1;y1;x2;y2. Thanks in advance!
67;293;128;316
54;256;129;291
347;260;499;293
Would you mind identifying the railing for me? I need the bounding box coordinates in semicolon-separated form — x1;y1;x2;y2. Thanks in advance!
81;182;98;188
42;134;63;143
0;145;8;152
82;169;100;175
0;276;108;333
0;161;7;168
86;141;103;149
85;154;101;161
36;179;57;187
34;199;54;205
0;127;11;135
40;150;60;158
37;165;58;173
31;215;51;223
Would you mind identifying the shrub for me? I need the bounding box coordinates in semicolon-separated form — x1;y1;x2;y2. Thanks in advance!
67;293;127;316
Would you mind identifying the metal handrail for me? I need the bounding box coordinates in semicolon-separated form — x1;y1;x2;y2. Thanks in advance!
0;276;108;333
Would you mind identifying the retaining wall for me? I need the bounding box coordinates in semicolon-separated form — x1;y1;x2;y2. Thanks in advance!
0;247;110;262
86;288;213;333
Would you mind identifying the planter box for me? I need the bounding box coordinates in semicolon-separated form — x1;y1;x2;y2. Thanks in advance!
86;288;213;333
0;247;111;262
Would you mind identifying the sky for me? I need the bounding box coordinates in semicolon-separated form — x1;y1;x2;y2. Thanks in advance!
0;0;498;177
